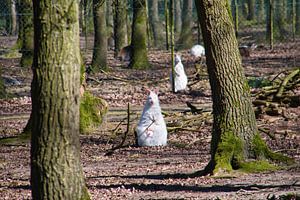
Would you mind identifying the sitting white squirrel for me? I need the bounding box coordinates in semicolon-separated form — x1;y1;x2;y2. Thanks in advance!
170;54;188;92
189;44;205;57
136;89;168;146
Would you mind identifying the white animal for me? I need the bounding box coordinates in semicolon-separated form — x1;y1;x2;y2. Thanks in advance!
190;44;205;57
171;54;188;92
136;90;168;146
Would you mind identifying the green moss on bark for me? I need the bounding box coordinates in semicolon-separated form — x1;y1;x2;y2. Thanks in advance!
210;132;294;176
80;92;108;133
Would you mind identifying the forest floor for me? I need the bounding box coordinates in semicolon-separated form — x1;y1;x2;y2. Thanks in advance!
0;36;300;199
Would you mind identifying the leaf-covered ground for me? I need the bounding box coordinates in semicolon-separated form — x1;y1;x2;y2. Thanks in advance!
0;36;299;199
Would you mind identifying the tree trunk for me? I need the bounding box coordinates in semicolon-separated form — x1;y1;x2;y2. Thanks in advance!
174;0;182;35
256;0;264;24
114;0;128;57
149;0;164;48
296;0;300;34
31;0;90;199
19;0;34;67
274;0;287;39
194;0;292;175
177;0;193;49
0;67;6;99
129;0;149;69
91;0;107;71
266;0;274;49
247;0;255;20
106;0;114;41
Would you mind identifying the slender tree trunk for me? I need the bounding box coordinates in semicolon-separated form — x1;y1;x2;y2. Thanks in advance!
91;0;107;71
296;0;300;34
19;0;34;67
194;0;285;175
164;0;169;50
174;0;182;35
247;0;255;20
149;0;164;48
177;0;193;49
266;0;274;49
106;0;114;41
114;0;128;57
31;0;90;199
256;0;264;24
0;67;6;99
232;0;239;36
129;0;149;69
274;0;287;39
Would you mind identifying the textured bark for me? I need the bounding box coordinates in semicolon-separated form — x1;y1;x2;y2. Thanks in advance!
149;0;164;47
92;0;107;71
195;0;259;174
114;0;128;57
31;0;90;199
129;0;149;69
19;0;34;67
177;0;193;49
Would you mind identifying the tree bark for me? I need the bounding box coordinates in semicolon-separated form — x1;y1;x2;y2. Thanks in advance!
129;0;149;69
246;0;255;20
91;0;107;71
19;0;34;67
31;0;90;199
194;0;279;175
149;0;164;48
177;0;193;49
296;0;300;34
114;0;128;57
174;0;182;35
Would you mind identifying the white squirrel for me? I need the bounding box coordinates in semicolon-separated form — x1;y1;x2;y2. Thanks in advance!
136;89;168;146
189;44;205;57
171;54;188;92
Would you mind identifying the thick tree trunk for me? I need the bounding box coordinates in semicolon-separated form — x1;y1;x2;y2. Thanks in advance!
149;0;164;47
19;0;34;67
92;0;107;71
194;0;292;175
129;0;149;69
114;0;128;57
177;0;193;49
106;0;114;41
31;0;90;199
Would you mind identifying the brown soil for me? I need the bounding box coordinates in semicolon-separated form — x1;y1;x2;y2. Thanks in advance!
0;36;299;199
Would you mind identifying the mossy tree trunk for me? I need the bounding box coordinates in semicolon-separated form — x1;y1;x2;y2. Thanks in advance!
194;0;292;176
129;0;149;69
106;0;114;41
177;0;193;49
31;0;90;199
19;0;34;67
149;0;164;48
91;0;107;71
114;0;128;57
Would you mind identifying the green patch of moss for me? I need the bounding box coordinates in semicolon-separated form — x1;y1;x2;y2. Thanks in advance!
252;134;294;165
213;131;244;174
239;160;279;173
80;92;108;134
